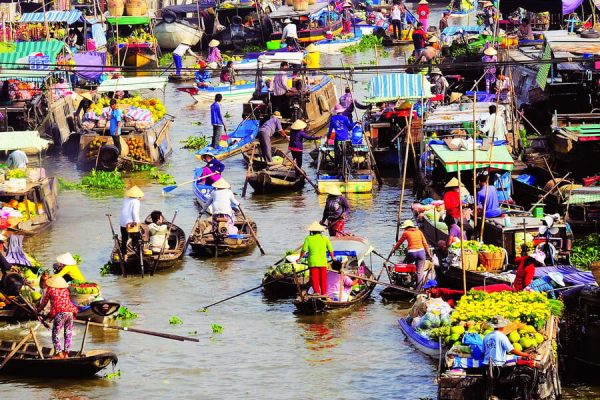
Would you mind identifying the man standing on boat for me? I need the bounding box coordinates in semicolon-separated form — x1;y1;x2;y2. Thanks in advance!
258;112;287;164
339;87;355;122
210;94;226;148
321;187;351;236
108;99;122;154
390;1;406;39
479;104;507;141
120;186;144;259
272;62;290;116
411;22;427;60
439;10;450;32
476;174;502;218
202;178;240;236
281;19;299;50
328;104;354;177
172;42;199;77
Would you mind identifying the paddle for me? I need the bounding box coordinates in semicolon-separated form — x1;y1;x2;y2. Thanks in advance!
72;320;199;342
150;210;178;276
183;215;202;254
0;323;41;370
242;142;257;198
163;172;219;194
344;273;419;296
279;151;320;194
106;213;127;277
237;204;266;255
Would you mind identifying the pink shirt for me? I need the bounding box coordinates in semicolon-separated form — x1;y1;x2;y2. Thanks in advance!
207;47;222;63
326;271;354;300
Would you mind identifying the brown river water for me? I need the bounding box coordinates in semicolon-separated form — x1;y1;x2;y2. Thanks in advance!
0;10;597;399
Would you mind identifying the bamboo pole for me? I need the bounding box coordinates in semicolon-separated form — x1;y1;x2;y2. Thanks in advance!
457;164;467;294
395;103;414;242
472;93;478;222
41;0;49;41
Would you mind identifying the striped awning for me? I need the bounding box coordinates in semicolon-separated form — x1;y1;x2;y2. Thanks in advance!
366;73;433;103
0;40;65;67
18;10;83;25
430;144;514;172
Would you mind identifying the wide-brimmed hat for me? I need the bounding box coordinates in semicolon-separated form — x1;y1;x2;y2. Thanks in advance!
430;67;442;75
481;1;493;6
343;1;353;7
428;36;439;43
488;315;510;328
56;252;77;266
291;120;307;130
125;186;144;198
484;47;497;56
46;275;69;289
548;271;565;287
284;18;292;24
445;177;460;188
273;111;282;119
305;43;317;52
327;187;342;196
333;104;346;114
199;150;215;159
308;221;326;232
208;39;220;47
418;0;428;4
80;91;94;101
422;279;438;289
448;92;463;104
530;249;546;265
401;220;415;229
212;178;230;189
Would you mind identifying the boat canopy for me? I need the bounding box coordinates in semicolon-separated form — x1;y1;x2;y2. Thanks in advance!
430;143;514;172
269;3;327;19
0;40;65;66
17;10;84;25
365;73;433;103
543;30;600;55
163;0;216;14
97;77;168;92
565;187;600;205
0;69;58;84
106;16;151;25
0;131;50;151
330;236;374;266
441;26;482;36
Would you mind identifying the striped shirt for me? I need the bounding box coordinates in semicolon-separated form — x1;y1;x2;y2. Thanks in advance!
527;276;556;299
272;71;288;96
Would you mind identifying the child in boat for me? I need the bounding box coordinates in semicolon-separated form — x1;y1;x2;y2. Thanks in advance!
220;61;236;85
36;275;78;359
326;258;360;302
148;211;169;253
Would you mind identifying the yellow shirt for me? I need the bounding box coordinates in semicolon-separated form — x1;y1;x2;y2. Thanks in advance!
55;264;85;282
305;52;320;69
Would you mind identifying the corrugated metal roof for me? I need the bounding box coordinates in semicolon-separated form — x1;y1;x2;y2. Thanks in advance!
366;73;433;103
18;10;83;24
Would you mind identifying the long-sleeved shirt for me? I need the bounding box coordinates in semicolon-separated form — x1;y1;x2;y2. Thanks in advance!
38;287;78;318
513;256;536;291
260;117;283;136
443;190;461;219
120;197;141;227
302;233;333;267
322;195;350;221
477;185;502;218
206;158;225;173
328;114;353;141
281;23;298;40
288;129;318;152
480;113;507;141
395;228;429;252
55;265;85;283
203;188;239;217
412;28;427;50
339;93;354;114
207;47;222;63
272;70;288;96
173;44;197;57
527;276;557;299
210;101;224;126
148;223;169;251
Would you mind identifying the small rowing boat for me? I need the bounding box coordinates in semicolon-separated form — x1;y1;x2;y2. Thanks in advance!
398;317;441;357
177;82;255;103
195;119;259;161
0;341;117;377
313;36;360;54
188;216;257;257
248;165;305;194
262;252;310;299
233;51;306;70
315;141;375;194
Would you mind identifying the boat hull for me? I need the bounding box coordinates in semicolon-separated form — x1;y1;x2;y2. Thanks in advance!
154;21;203;50
313;37;360;54
189;218;257;257
398;318;441;357
317;175;374;194
248;170;305;194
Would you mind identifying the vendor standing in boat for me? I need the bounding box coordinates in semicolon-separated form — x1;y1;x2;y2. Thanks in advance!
300;221;336;297
411;22;427;60
328;104;354;176
120;186;144;259
201;178;240;235
416;0;430;30
482;46;498;93
198;151;224;185
513;248;545;291
483;316;531;366
53;252;85;283
148;211;169;253
108;98;123;154
272;62;290;116
443;177;462;222
210;94;226;148
36;275;78;359
207;39;222;68
258;111;287;164
341;1;354;34
321;187;351;236
389;220;432;289
281;18;299;50
439;10;450;32
479;104;507;141
339;87;355;122
476;174;502;218
288;120;318;168
172;42;199;77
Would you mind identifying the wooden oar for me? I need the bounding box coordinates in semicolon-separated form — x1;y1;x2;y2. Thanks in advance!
183;215;202;254
345;273;419;296
242;142;257;198
150;210;178;276
237;204;265;255
72;320;199;342
163;172;219;193
0;323;41;370
279;150;320;193
527;172;572;213
106;213;127;277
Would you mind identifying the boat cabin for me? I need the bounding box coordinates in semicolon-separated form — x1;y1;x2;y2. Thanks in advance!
269;3;342;43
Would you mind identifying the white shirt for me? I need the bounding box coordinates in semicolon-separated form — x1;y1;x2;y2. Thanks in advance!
204;189;240;217
281;23;298;40
391;5;402;20
480;113;507;141
173;44;197;57
120;198;141;227
148;222;168;252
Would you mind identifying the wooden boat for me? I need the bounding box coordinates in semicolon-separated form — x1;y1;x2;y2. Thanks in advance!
248;165;305;194
398;317;441;357
512;164;570;214
315;142;375;194
176;82;255;103
192;171;215;211
269;4;343;44
0;176;58;235
565;186;600;234
262;252;310;299
188;216;257;257
381;37;413;46
379;262;421;301
241;144;290;171
293;236;377;315
108;216;186;274
313;36;361;54
0;341;117;377
232;52;306;71
154;20;203;50
167;73;196;83
194;119;259;161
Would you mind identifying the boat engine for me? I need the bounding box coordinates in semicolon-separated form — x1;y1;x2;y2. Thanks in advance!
213;216;230;240
390;263;417;287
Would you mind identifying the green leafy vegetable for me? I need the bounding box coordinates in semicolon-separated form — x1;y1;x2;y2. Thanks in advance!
59;170;125;191
104;369;122;380
570;233;600;269
211;323;223;334
181;136;208;150
341;34;384;55
99;262;111;276
169;315;183;325
112;306;138;320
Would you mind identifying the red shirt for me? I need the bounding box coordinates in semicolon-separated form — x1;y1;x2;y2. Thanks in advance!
443;190;461;219
39;287;78;318
417;4;430;19
513;256;536;291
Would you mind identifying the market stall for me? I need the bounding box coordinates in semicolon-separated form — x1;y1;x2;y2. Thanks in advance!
106;16;158;75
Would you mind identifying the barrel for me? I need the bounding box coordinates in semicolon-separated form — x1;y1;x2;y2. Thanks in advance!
107;0;124;16
125;0;147;16
293;0;309;11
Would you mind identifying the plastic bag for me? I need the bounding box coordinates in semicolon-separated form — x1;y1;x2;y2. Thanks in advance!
462;332;484;360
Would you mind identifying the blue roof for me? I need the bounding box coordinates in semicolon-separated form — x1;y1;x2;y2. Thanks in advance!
366;73;433;103
18;10;83;25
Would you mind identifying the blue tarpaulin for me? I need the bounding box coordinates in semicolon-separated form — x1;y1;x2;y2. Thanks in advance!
18;10;83;25
534;265;596;286
366;73;433;103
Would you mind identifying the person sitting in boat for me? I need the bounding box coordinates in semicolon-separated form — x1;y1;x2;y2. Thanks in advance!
195;60;211;88
390;220;433;289
173;42;199;76
281;18;299;50
328;104;354;177
320;187;351;236
438;215;467;251
53;252;85;283
220;61;236;85
207;39;222;68
258;111;287;164
476;174;503;218
326;258;360;302
36;275;78;359
373;8;387;27
526;272;564;300
148;210;169;253
6;149;28;170
518;18;534;40
51;78;73;101
304;44;320;71
288;119;318;169
483;316;531;366
339;87;355;122
513;248;545;291
120;186;144;260
202;178;240;236
198;151;224;185
429;67;449;100
300;221;336;297
65;30;79;51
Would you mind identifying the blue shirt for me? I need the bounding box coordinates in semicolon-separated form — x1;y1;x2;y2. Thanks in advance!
206;158;225;174
477;185;502;218
328;114;353;141
210;102;224;126
109;108;122;136
528;276;556;299
483;330;514;366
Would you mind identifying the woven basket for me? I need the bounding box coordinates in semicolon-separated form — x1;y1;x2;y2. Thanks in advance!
479;251;504;272
461;251;479;271
591;262;600;286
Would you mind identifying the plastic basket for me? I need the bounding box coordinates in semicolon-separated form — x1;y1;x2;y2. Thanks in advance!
479;251;504;272
266;40;283;50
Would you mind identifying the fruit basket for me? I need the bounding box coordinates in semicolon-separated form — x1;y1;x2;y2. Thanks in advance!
479;250;505;272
